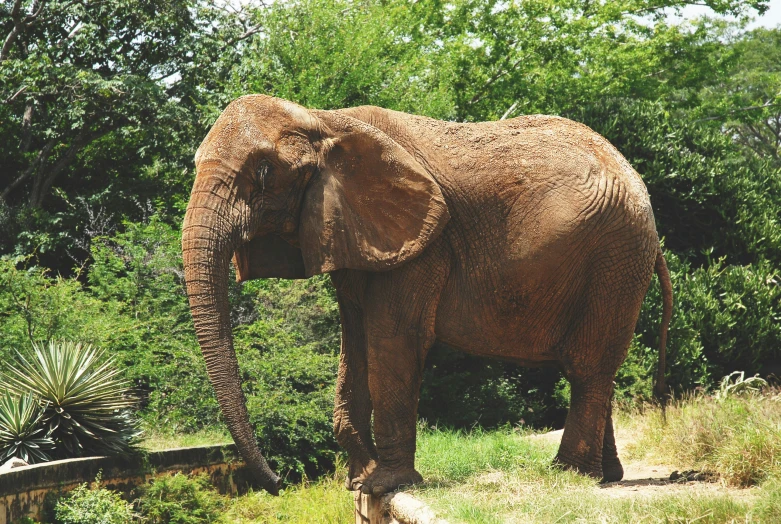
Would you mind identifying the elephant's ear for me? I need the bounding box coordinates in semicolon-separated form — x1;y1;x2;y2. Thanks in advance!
233;234;307;282
298;113;449;276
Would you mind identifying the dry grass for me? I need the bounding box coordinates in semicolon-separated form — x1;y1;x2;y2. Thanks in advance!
618;389;781;487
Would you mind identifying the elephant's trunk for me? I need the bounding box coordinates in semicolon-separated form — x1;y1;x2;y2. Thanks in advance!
182;168;280;495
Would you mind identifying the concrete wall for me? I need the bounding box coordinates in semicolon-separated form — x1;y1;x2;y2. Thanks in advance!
0;444;252;524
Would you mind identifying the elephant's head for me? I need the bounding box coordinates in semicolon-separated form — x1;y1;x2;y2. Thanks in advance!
181;95;449;494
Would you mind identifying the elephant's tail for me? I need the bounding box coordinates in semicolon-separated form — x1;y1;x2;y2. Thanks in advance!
653;248;673;406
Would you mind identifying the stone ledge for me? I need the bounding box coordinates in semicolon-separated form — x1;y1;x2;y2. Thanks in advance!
0;444;251;524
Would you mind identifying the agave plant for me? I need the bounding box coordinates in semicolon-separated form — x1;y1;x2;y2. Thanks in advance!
0;391;54;464
716;371;769;400
3;341;141;458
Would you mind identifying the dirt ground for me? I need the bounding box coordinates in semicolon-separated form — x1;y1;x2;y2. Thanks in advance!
526;429;758;501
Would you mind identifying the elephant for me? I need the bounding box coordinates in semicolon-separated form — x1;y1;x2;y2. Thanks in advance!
181;94;673;496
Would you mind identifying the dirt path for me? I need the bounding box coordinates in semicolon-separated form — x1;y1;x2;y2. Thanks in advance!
526;429;758;500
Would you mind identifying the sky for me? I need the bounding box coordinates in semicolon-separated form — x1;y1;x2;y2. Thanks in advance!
676;0;781;29
749;0;781;28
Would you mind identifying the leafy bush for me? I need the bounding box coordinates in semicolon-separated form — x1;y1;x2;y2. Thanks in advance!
572;98;781;267
136;473;226;524
621;252;781;399
2;340;140;458
235;277;341;481
420;344;566;429
86;217;221;432
0;256;115;366
0;391;54;464
54;476;137;524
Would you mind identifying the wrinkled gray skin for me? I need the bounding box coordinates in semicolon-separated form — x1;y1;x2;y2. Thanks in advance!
181;95;672;496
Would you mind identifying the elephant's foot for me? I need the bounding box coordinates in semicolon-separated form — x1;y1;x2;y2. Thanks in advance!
552;454;603;480
345;457;378;490
601;457;624;483
354;464;422;495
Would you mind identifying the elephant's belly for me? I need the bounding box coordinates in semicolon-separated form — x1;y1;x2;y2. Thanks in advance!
434;261;577;364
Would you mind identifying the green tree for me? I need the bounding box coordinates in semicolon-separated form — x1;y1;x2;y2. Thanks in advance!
697;28;781;166
221;0;456;117
1;0;196;208
0;0;253;266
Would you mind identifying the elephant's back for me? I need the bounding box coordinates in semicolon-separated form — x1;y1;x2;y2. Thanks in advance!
336;106;653;216
420;113;649;209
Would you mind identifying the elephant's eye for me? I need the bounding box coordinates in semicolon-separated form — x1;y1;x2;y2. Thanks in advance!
252;160;272;190
248;160;272;208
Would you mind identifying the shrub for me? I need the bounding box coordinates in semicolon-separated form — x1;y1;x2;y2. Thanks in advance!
235;278;341;481
0;256;116;367
621;253;781;399
136;473;226;524
419;343;566;429
0;391;54;464
54;476;136;524
86;218;221;432
2;340;140;458
572;98;781;267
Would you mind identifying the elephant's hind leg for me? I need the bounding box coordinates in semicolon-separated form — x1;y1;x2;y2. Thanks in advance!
554;374;616;478
555;251;653;480
601;405;624;482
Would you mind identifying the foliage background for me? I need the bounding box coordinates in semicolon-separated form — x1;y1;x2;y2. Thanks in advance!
1;0;780;479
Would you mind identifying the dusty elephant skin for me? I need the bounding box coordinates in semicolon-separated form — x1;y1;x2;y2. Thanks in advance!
181;95;673;496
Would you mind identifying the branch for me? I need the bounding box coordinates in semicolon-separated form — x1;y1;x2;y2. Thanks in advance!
8;0;23;19
19;103;33;153
1;0;48;60
763;117;780;149
55;21;83;47
0;0;25;61
469;55;524;106
1;138;55;202
500;101;519;120
2;85;27;104
36;0;82;26
23;0;47;25
221;23;263;50
743;122;779;160
694;101;780;123
29;125;114;208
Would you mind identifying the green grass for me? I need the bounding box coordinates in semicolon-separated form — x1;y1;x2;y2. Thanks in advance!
222;425;769;524
406;427;763;524
153;392;781;522
222;472;352;523
141;427;232;451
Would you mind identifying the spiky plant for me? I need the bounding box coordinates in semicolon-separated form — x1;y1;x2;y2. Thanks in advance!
0;391;54;464
3;341;141;458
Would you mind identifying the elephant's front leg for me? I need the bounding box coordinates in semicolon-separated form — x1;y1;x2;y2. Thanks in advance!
357;331;428;495
355;255;445;496
333;275;378;489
